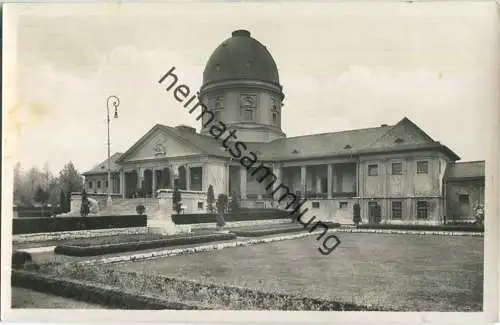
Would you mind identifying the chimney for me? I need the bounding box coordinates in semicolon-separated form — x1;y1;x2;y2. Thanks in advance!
381;124;388;127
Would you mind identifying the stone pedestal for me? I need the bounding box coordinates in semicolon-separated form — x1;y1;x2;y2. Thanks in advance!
147;198;191;235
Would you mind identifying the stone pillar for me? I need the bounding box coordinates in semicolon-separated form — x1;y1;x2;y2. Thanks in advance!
225;163;230;195
137;168;144;190
170;165;177;188
240;167;247;199
120;170;126;198
327;164;333;199
186;165;191;191
300;166;307;198
316;172;322;193
273;163;282;200
152;168;157;197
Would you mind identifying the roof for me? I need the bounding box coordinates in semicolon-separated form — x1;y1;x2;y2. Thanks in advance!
83;152;123;175
255;126;392;160
447;161;485;180
203;30;280;86
88;117;462;174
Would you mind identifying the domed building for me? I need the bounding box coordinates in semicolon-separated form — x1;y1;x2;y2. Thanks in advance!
81;30;484;225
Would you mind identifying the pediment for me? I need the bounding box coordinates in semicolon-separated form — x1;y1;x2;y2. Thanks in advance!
368;118;435;149
119;126;201;163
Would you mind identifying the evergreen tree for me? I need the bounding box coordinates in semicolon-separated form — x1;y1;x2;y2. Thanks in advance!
59;161;83;195
172;182;182;214
353;203;361;226
215;193;228;229
59;190;66;213
207;185;215;214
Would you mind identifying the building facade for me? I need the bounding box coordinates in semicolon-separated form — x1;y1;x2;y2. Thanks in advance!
82;30;485;224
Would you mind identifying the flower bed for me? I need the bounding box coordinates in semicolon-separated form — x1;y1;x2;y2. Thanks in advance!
76;231;341;265
12;270;203;310
13;215;147;234
28;264;386;311
357;223;484;233
54;232;237;257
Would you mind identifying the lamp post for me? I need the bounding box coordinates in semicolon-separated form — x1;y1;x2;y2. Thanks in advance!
106;95;120;206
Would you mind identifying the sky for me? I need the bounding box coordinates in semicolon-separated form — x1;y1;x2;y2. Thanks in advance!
5;1;499;174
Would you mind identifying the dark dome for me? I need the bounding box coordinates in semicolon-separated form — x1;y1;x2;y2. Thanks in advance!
203;30;280;86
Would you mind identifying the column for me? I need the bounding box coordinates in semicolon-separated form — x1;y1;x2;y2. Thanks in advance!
273;163;282;200
300;166;307;198
327;164;333;199
120;169;126;198
152;168;157;196
137;168;144;190
315;172;322;193
225;163;230;195
170;165;177;188
186;165;191;191
240;167;247;199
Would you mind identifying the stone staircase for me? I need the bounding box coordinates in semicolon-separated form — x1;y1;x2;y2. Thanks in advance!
97;198;160;216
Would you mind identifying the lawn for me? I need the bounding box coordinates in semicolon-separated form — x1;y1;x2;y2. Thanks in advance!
11;287;108;309
111;232;483;311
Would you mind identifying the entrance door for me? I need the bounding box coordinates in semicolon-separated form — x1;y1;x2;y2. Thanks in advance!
368;201;378;224
458;194;471;218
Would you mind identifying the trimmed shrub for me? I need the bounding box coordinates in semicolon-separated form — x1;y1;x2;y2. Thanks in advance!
12;251;32;269
54;232;237;256
352;203;361;226
12;215;147;234
207;185;215;214
172;184;182;214
136;204;146;215
216;194;228;228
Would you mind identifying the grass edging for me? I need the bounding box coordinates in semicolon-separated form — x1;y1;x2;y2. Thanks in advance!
334;228;484;236
54;232;237;257
11;270;204;310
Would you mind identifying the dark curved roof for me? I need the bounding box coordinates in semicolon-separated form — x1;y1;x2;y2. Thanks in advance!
203;30;280;86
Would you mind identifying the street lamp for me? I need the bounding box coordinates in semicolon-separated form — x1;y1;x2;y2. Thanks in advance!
106;95;120;205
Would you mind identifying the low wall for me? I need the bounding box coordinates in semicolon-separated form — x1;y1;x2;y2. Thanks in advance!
70;193;122;214
157;189;207;215
176;218;292;232
13;227;148;244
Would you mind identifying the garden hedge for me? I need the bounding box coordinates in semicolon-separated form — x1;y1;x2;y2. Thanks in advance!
172;209;290;224
357;223;484;232
13;215;147;234
12;270;203;310
54;232;237;256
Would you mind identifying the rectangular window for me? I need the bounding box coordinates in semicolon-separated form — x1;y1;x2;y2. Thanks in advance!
197;202;204;209
312;202;320;209
458;194;469;204
417;161;429;174
339;202;348;209
97;181;101;189
88;181;93;189
417;201;428;219
105;181;109;188
368;164;378;176
392;201;402;219
391;162;402;175
243;110;254;121
272;112;278;124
